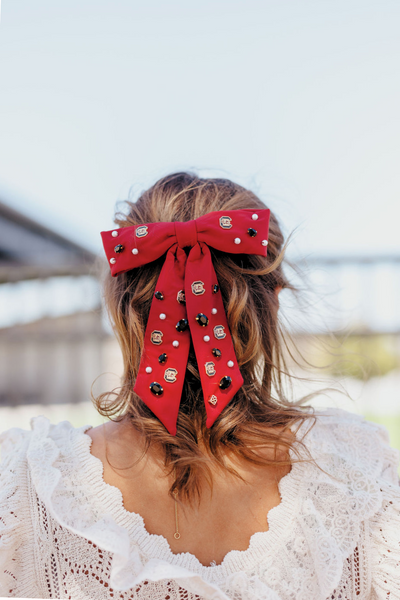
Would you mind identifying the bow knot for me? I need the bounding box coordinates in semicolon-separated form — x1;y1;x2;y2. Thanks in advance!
101;208;270;435
174;219;198;248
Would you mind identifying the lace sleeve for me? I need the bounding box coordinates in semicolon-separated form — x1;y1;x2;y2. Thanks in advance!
0;426;32;597
369;424;400;600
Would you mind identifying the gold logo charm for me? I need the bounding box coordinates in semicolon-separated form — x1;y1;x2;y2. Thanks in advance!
150;330;163;345
177;289;186;304
219;216;232;229
205;361;216;377
191;280;205;295
136;225;149;238
213;325;226;340
208;394;218;406
164;368;178;383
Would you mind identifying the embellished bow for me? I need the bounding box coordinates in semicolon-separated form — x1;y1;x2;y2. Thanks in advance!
101;209;270;435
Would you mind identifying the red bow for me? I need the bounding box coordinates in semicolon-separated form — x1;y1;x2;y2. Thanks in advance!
101;209;270;435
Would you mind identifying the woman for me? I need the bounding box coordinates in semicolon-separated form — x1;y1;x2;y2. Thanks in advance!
0;172;399;600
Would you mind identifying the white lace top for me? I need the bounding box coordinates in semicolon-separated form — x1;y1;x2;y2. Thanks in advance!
0;407;399;600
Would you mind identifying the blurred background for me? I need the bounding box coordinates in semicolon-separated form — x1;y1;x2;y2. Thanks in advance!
0;1;399;461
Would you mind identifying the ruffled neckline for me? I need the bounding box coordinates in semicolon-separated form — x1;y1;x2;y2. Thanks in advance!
24;406;394;599
78;419;304;578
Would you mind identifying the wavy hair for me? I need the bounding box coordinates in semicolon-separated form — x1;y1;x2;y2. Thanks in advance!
93;172;319;503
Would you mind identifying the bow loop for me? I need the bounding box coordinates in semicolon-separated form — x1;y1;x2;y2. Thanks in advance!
101;208;270;435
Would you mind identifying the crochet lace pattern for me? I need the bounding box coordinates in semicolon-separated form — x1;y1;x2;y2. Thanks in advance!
0;407;399;599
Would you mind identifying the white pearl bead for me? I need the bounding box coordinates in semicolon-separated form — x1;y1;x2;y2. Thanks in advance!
110;258;116;264
261;240;268;246
203;335;210;342
132;248;139;254
252;214;259;220
234;238;241;244
145;366;152;373
211;308;217;315
112;230;118;237
227;360;234;368
172;340;179;347
159;313;166;320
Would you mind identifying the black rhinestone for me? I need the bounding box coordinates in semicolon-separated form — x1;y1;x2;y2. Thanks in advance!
212;348;222;358
155;291;164;300
247;228;257;237
158;353;168;364
195;313;209;327
176;319;188;332
114;244;124;253
212;284;219;294
219;376;232;390
149;382;163;396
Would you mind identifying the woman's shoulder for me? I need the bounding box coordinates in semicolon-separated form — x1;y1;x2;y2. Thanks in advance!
0;415;92;462
0;416;96;500
294;406;399;486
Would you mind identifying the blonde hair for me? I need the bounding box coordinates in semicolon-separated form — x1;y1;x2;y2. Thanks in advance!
94;172;318;502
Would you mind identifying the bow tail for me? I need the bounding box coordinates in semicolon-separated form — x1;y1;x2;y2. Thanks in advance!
133;245;190;436
185;243;244;428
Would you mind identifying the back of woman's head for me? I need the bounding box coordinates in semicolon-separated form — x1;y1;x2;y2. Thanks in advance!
95;172;315;501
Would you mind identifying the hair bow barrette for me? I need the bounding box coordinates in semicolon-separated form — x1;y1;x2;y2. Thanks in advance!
101;208;270;435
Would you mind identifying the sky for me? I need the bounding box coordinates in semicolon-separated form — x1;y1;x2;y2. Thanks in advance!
0;0;399;259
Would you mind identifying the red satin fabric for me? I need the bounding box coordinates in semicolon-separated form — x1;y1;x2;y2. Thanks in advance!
101;209;270;435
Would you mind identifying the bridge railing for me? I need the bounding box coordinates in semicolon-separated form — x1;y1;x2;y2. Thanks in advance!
282;255;400;335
